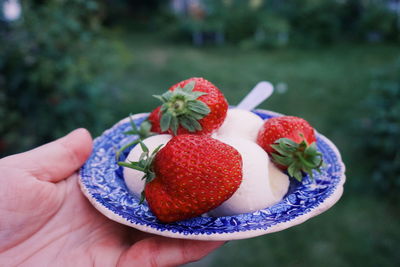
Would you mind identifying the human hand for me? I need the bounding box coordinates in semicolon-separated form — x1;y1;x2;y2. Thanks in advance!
0;129;224;266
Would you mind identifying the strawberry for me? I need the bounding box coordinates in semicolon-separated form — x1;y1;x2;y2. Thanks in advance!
148;106;164;134
121;134;243;223
256;116;323;181
150;77;228;135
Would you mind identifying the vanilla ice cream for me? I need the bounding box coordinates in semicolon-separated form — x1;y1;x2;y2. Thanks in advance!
123;134;172;198
213;108;264;142
210;136;289;216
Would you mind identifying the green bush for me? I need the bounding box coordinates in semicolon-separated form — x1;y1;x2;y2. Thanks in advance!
0;0;120;156
164;0;259;45
283;0;343;47
160;0;399;47
362;59;400;198
222;1;259;44
359;2;398;42
254;11;290;48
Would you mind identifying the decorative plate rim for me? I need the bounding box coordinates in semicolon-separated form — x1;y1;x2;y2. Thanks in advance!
79;109;346;241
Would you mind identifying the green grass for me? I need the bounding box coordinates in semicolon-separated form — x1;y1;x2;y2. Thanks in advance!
99;31;400;267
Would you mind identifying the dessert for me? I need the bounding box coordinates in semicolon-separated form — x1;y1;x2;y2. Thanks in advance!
121;77;322;223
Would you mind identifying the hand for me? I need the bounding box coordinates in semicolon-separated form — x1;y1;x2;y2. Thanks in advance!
0;129;224;267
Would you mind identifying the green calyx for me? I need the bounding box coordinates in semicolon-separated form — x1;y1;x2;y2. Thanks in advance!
118;140;163;204
153;81;210;135
271;138;323;182
124;115;153;140
115;115;154;161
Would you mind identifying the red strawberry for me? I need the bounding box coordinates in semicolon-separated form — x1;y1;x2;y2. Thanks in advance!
122;135;243;223
256;116;323;181
150;77;228;136
148;106;163;134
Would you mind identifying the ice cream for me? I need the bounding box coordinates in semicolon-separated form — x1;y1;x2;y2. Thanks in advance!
213;108;264;142
210;136;289;217
123;134;172;198
210;108;289;216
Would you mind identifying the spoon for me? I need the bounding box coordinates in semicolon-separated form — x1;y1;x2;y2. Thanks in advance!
236;81;274;111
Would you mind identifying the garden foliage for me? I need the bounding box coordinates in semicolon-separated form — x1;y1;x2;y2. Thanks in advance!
364;59;400;198
0;0;119;156
164;0;399;47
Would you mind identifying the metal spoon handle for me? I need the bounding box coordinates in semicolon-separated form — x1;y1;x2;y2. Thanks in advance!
236;81;274;111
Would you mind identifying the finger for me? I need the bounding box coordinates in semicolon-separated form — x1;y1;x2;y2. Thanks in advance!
118;236;224;267
0;128;92;183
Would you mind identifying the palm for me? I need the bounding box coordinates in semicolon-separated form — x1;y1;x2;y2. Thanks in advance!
1;171;125;266
0;129;223;267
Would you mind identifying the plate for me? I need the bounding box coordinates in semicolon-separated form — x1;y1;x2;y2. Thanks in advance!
79;109;345;241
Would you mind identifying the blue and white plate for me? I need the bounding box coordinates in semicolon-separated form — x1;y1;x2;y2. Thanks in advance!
79;109;345;241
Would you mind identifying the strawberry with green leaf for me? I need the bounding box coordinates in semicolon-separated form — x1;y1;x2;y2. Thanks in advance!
256;116;323;181
120;134;243;223
148;77;228;135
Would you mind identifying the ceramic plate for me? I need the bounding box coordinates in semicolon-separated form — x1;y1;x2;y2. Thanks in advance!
79;109;345;241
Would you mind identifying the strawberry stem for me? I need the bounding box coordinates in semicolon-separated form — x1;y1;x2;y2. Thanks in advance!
115;115;154;161
153;81;210;135
271;138;323;181
117;141;163;204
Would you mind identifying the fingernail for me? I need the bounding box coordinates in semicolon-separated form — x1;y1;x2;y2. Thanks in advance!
67;128;90;138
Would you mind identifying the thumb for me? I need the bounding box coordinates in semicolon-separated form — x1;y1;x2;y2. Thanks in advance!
0;128;92;183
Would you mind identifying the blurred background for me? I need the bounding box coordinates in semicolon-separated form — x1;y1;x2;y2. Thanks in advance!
1;0;399;266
